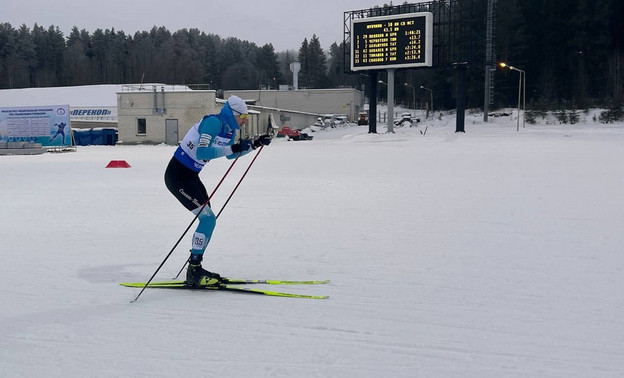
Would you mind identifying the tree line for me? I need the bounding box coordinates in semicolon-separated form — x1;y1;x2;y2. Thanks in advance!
406;0;623;110
494;0;624;110
0;23;339;91
0;0;622;111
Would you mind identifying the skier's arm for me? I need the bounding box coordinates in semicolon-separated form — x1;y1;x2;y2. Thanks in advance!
195;117;237;160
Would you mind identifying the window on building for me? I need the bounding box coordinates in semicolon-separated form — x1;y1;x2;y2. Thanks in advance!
137;118;146;135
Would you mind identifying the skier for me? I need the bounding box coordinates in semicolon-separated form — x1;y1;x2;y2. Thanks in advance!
49;122;67;143
164;95;271;286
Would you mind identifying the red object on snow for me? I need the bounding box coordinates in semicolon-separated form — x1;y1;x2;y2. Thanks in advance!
106;160;131;168
278;126;300;138
277;126;313;141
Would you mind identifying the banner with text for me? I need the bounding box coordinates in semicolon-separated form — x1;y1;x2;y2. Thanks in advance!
0;105;71;147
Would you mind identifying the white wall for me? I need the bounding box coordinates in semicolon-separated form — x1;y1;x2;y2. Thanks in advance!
117;90;217;144
225;88;364;123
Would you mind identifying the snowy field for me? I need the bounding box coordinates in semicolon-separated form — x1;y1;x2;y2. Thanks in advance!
1;111;624;377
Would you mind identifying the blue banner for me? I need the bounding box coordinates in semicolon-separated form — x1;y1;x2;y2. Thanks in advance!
0;105;71;147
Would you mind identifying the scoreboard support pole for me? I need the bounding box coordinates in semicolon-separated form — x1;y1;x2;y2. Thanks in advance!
387;68;395;133
455;62;468;133
369;71;378;134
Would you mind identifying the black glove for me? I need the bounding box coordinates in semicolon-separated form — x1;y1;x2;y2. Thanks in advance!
253;134;272;149
231;139;253;153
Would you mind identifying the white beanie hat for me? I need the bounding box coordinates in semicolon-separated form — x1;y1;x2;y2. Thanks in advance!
227;95;248;115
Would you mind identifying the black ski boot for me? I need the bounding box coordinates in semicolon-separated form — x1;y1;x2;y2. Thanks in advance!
185;254;221;287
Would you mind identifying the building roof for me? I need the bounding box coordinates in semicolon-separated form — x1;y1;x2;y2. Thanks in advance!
0;84;193;108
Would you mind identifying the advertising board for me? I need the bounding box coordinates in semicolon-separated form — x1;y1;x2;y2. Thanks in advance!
0;105;72;147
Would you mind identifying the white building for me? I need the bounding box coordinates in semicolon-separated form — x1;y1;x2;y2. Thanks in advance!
0;84;364;145
225;88;364;123
117;86;363;145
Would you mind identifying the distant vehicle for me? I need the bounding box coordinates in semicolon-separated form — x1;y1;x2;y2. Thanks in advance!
322;115;334;128
394;112;420;127
333;115;349;126
357;112;368;125
277;126;313;141
320;114;350;128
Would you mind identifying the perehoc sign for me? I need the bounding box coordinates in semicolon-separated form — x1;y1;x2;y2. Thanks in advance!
70;107;117;120
0;105;71;147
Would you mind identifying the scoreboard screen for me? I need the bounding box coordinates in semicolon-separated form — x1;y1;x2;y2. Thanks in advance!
350;12;433;71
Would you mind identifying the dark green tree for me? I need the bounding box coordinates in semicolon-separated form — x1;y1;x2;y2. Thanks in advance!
307;35;329;88
170;28;205;84
327;41;358;88
256;43;282;89
298;38;310;88
298;35;329;88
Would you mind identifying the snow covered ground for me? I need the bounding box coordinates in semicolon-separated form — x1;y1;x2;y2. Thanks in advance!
1;109;624;377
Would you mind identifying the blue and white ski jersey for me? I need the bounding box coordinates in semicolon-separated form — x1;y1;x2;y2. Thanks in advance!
174;114;240;172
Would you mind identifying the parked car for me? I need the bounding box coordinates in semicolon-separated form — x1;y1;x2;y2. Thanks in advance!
277;126;313;141
394;112;420;127
333;115;349;126
357;112;369;125
322;114;334;128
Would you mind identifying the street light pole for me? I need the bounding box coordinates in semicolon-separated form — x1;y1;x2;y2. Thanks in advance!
500;63;526;131
520;70;526;128
378;80;387;124
404;83;416;115
386;69;396;133
420;86;433;119
380;72;397;134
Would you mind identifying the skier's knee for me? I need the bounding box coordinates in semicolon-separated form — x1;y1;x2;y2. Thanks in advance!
193;206;215;221
193;206;216;231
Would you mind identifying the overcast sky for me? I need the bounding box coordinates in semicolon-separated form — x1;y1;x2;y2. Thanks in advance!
1;0;387;52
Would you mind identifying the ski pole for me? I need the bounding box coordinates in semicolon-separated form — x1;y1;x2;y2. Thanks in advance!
172;144;266;279
131;153;242;303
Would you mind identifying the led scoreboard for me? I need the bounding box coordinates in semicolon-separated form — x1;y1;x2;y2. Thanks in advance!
351;12;433;71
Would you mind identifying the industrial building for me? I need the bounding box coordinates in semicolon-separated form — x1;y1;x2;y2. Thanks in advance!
117;86;364;145
0;84;364;146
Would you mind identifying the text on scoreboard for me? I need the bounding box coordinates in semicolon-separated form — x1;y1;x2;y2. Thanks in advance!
351;12;433;71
